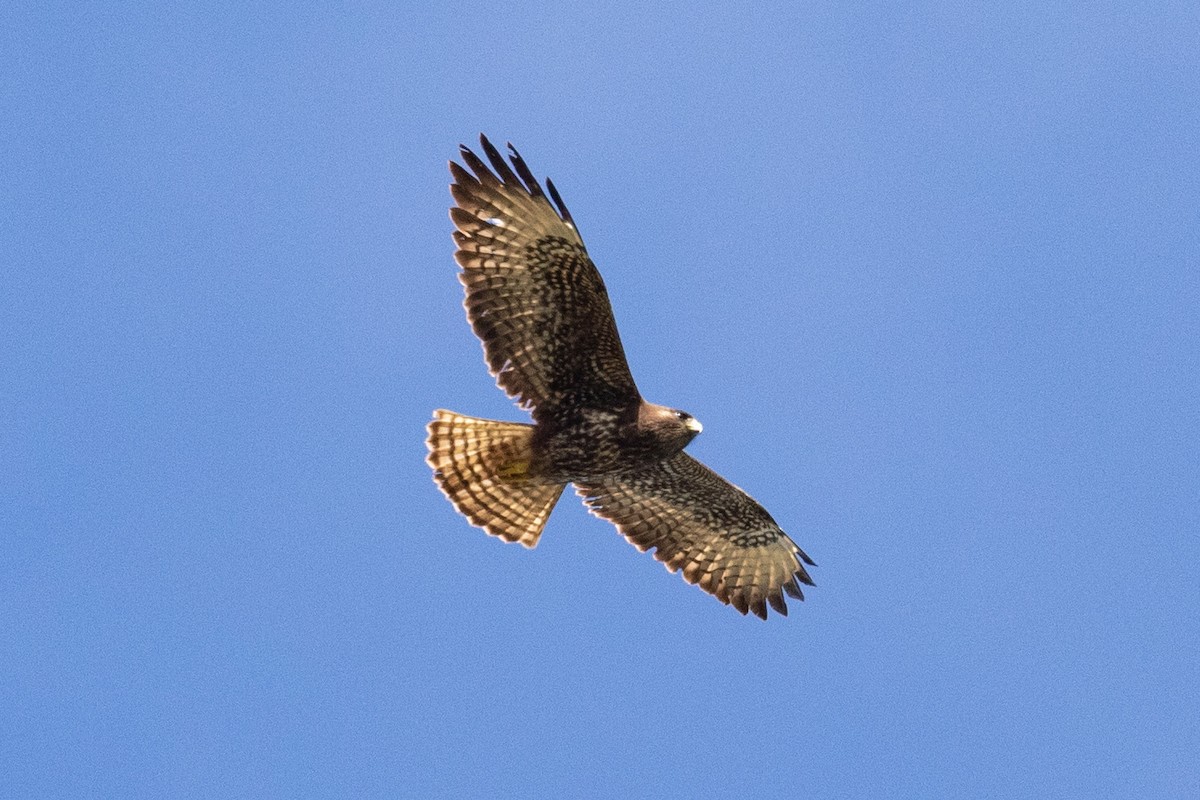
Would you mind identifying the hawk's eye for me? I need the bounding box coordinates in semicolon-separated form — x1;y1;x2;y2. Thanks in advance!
675;411;690;421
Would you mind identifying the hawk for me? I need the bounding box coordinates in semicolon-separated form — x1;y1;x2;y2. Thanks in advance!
426;135;816;619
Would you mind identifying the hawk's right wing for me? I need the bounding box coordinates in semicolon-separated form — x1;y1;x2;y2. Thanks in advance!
576;452;816;619
450;136;640;421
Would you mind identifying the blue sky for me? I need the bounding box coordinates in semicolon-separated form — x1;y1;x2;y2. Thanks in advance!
4;2;1198;797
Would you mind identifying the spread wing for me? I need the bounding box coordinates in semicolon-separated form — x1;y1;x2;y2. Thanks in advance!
576;452;816;619
449;135;639;420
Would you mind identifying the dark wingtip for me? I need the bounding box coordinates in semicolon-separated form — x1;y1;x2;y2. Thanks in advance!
457;142;494;186
506;141;547;200
457;135;575;224
448;160;476;186
477;134;500;163
545;177;575;225
751;599;769;620
478;135;520;186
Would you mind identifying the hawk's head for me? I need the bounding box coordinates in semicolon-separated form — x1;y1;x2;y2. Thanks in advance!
637;402;703;456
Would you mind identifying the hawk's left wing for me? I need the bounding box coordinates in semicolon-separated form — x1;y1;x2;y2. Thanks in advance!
449;136;640;422
576;453;815;619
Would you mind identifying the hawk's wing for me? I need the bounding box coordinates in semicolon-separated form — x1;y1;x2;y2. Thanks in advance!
450;135;639;421
576;452;816;619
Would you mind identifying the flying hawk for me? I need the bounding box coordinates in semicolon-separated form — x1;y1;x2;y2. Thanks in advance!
427;135;815;619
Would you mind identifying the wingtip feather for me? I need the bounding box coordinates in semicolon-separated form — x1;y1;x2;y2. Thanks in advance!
768;592;788;616
545;177;575;225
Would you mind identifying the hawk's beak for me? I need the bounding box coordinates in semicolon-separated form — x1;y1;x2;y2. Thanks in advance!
685;417;703;434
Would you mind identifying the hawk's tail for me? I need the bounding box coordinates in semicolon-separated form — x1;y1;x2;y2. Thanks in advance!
426;410;565;548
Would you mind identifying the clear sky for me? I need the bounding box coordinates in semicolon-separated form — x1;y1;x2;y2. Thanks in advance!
4;2;1198;798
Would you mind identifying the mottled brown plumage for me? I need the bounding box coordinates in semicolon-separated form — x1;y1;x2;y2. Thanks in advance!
427;135;815;619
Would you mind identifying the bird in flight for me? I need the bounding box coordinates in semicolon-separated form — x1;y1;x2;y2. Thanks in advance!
426;135;815;619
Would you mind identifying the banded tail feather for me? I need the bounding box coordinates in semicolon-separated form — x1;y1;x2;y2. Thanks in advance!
425;410;565;548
